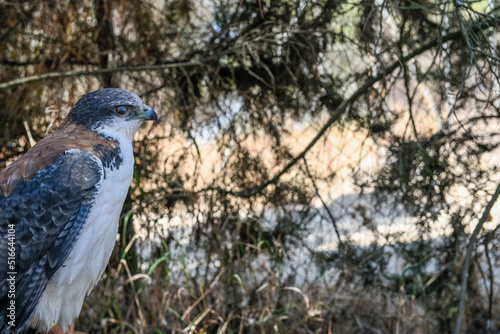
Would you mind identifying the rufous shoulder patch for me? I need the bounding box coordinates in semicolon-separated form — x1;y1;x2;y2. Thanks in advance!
0;123;118;197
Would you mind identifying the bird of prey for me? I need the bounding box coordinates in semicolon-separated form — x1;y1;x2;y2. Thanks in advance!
0;88;158;334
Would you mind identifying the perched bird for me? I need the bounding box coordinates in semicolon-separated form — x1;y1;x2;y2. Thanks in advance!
0;88;158;334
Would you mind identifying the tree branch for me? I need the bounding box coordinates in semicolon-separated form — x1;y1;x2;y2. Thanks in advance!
0;16;494;92
187;16;497;199
0;46;240;91
224;20;480;198
0;61;204;90
302;157;345;249
454;182;500;334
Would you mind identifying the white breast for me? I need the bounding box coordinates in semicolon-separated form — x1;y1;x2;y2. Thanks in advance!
29;140;134;332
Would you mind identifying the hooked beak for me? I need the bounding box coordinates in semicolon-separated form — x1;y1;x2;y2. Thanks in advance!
137;104;159;125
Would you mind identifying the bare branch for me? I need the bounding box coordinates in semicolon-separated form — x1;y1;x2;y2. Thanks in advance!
454;181;500;334
222;20;482;198
0;47;241;90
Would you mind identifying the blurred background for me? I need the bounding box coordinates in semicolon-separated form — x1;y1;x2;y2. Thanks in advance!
2;0;500;333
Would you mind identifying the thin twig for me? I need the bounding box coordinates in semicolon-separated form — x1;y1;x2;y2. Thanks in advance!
302;157;344;249
454;182;500;334
483;234;494;323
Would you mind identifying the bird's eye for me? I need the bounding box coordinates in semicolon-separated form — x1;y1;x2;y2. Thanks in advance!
115;106;128;115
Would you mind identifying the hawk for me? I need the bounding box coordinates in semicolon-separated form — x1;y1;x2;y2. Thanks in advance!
0;88;158;333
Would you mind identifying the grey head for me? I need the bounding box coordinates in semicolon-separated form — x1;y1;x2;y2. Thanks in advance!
64;88;158;141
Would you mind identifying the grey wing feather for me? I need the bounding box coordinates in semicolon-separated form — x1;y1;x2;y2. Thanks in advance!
0;149;103;334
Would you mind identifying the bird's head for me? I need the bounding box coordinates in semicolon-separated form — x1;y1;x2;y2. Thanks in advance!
64;88;158;141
